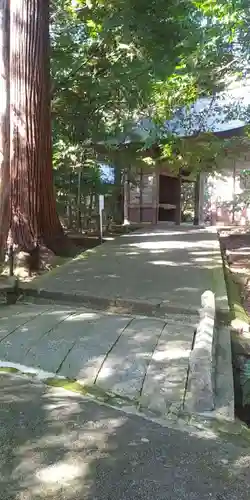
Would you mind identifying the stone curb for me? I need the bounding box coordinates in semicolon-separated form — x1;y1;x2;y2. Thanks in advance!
0;276;19;304
209;229;235;421
212;325;234;421
19;286;200;318
210;227;230;322
184;290;215;413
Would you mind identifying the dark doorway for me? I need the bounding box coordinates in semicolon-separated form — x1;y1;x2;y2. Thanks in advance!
158;175;179;222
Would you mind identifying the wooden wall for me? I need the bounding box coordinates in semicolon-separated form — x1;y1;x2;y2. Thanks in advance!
127;164;190;224
128;171;158;224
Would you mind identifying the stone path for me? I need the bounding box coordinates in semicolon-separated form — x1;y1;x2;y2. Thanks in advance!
0;303;197;414
1;225;230;417
22;226;223;315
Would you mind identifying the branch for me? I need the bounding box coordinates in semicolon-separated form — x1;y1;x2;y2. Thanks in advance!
51;61;86;97
51;57;109;99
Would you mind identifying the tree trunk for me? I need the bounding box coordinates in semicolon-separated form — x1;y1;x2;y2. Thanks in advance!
67;201;73;229
9;0;71;255
87;190;94;229
67;173;73;228
76;168;82;231
0;0;10;256
139;168;143;223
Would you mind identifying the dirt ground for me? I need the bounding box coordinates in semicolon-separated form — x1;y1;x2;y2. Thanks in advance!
219;227;250;317
219;227;250;424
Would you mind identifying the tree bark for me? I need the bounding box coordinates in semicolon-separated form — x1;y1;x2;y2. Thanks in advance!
87;190;94;229
0;0;10;256
9;0;70;255
77;168;82;231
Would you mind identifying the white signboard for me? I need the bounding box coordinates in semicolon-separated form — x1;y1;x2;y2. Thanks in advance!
99;195;104;242
99;194;104;213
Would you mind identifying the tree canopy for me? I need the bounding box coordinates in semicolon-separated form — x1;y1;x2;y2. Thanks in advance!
50;0;249;166
46;0;250;232
2;0;249;254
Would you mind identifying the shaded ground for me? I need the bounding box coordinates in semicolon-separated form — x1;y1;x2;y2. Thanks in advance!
3;226;138;283
1;372;250;500
4;233;113;283
1;234;101;283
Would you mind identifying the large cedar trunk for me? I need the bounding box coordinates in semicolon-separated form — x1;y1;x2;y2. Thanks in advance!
0;0;10;256
9;0;70;255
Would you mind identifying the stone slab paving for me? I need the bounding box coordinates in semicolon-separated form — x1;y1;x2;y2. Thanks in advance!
58;313;132;382
140;315;198;413
0;226;228;416
0;307;74;364
95;318;167;399
23;309;98;374
0;304;197;414
0;304;54;342
22;226;221;314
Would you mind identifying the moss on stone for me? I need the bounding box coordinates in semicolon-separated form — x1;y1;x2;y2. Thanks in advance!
0;367;19;374
45;377;88;394
223;262;249;324
45;376;136;407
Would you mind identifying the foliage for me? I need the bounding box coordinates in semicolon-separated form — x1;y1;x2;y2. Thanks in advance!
161;133;250;175
51;0;243;141
50;0;250;226
53;142;100;199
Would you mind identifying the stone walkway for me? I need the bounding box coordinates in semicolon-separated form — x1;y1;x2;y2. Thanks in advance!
0;303;197;414
0;225;230;417
22;225;223;315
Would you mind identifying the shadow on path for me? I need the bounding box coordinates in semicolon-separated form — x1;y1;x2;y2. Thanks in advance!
0;374;250;500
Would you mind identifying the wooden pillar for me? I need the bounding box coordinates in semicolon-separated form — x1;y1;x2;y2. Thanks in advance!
152;171;158;224
123;167;130;226
113;160;123;224
198;173;205;225
139;168;143;222
194;173;200;225
232;159;236;224
175;173;181;225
